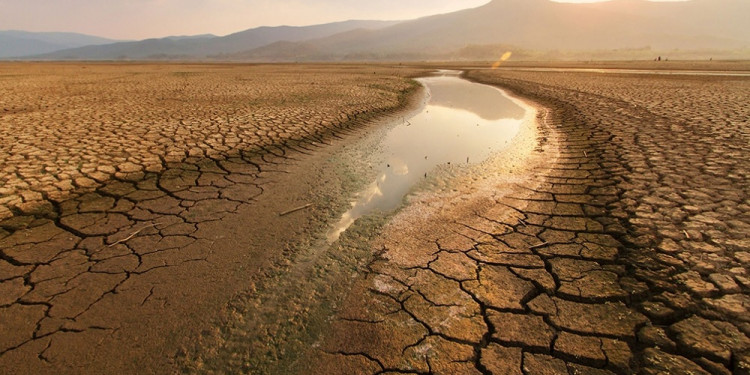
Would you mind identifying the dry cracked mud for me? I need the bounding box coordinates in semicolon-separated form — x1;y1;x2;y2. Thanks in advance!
0;63;424;374
1;62;749;375
295;66;750;375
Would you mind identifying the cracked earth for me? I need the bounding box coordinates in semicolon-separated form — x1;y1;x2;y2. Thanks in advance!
0;63;422;373
296;67;750;374
1;62;749;375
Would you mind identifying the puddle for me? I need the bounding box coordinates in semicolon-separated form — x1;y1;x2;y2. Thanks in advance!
327;71;526;242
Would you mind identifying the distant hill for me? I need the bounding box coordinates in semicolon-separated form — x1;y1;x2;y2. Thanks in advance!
0;30;123;58
28;20;400;60
228;0;750;61
10;0;750;61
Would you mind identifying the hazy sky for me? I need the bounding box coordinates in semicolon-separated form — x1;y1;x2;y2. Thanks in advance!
1;0;489;40
1;0;688;40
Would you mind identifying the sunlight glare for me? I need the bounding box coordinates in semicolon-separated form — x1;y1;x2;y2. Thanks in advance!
491;51;513;69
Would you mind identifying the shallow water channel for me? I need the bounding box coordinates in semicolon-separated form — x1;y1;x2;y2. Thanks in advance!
327;71;526;242
195;71;533;372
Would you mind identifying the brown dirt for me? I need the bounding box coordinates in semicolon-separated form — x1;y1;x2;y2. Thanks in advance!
0;62;421;220
0;62;426;374
3;61;749;375
300;67;750;374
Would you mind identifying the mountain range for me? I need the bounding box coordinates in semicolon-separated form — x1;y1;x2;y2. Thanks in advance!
20;20;398;60
0;30;123;58
4;0;749;61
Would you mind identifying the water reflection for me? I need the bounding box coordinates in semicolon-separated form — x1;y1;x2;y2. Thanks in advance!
426;75;524;121
327;73;526;243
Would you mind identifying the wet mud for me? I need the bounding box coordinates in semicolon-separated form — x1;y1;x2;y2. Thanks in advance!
328;71;525;242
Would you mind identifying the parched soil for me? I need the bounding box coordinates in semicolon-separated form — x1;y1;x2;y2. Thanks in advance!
2;62;749;375
304;68;750;374
0;63;419;220
0;63;424;374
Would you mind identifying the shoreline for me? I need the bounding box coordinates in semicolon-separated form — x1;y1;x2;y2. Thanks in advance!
295;67;750;374
0;63;429;374
188;73;546;373
178;82;431;373
295;73;562;374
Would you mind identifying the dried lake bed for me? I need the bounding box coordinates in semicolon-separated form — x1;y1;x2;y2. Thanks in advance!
1;62;749;374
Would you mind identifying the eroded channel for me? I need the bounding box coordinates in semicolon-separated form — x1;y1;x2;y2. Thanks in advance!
189;70;534;373
328;70;526;242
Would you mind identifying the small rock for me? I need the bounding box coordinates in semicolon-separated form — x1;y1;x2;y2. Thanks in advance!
688;241;722;253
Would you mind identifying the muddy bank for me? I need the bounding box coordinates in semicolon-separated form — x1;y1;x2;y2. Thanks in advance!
177;87;429;374
184;71;536;373
327;71;525;243
0;63;426;374
295;74;552;375
290;67;749;374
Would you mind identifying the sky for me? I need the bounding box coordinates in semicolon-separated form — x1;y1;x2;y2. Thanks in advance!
1;0;688;40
